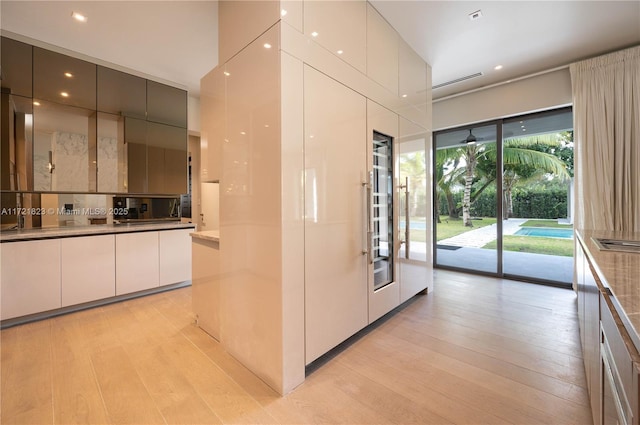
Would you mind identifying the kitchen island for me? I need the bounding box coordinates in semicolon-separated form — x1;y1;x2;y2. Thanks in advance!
0;221;195;326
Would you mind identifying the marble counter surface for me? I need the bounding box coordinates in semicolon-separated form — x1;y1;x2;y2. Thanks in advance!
577;229;640;350
190;230;220;242
0;221;196;242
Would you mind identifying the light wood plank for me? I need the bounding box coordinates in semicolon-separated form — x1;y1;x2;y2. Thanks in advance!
0;272;592;425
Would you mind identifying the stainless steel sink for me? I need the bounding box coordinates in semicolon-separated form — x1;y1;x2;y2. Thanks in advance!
593;238;640;253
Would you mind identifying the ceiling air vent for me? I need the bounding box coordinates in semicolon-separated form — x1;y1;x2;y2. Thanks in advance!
432;72;483;90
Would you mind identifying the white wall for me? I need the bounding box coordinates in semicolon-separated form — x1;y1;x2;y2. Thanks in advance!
433;68;572;130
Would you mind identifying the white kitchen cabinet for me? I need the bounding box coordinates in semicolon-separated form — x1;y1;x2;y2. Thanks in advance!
366;4;398;95
399;40;429;129
303;0;367;74
191;236;220;340
304;66;368;364
61;234;115;307
159;228;191;285
1;239;61;320
115;231;159;295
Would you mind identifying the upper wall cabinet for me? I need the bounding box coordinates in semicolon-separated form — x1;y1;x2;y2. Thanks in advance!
147;81;187;128
399;40;428;128
147;122;187;194
366;4;398;95
304;0;367;74
97;66;146;119
1;36;187;195
34;47;96;110
218;0;280;64
1;37;32;98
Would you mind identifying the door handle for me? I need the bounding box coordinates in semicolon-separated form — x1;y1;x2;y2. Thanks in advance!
404;177;410;259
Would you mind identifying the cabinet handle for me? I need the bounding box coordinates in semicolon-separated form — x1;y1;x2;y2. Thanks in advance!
362;179;373;264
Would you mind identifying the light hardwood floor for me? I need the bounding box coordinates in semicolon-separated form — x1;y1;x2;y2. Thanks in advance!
1;269;592;424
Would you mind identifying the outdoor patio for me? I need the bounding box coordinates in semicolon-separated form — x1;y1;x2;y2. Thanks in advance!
432;218;574;285
436;246;574;284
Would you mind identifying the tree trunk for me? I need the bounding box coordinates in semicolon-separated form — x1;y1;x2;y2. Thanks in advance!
462;172;474;227
502;170;518;220
435;193;441;223
445;191;458;219
462;145;478;227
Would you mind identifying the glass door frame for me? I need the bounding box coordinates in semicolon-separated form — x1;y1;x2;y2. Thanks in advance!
432;107;574;288
432;119;503;278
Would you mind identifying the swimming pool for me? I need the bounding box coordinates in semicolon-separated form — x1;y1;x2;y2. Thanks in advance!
514;227;573;239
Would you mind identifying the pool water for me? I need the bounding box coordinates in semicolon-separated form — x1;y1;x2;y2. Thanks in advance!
514;227;573;239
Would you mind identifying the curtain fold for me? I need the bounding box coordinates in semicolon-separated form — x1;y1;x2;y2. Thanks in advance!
571;46;640;232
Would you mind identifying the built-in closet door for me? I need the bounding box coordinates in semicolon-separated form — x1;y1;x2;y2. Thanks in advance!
304;66;368;364
367;101;400;323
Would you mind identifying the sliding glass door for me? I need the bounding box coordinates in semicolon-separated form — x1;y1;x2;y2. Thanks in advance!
434;123;500;275
433;107;574;286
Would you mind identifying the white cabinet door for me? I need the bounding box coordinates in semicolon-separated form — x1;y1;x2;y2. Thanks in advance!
115;232;159;295
192;238;220;340
159;229;192;285
304;66;368;364
61;235;115;307
1;239;61;320
398;117;432;303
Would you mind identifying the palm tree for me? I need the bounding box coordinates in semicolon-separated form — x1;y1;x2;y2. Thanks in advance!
438;134;571;226
435;147;464;221
480;135;571;219
461;144;479;227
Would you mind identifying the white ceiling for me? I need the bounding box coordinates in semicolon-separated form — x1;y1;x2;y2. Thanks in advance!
2;1;639;100
371;1;640;99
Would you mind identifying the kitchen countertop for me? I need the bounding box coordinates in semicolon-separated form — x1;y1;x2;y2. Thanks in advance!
190;230;220;242
0;221;196;242
577;228;640;351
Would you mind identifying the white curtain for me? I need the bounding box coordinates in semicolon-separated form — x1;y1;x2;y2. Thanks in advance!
571;46;640;232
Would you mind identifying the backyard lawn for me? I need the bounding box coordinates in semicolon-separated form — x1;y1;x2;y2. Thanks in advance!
521;219;573;229
483;235;574;256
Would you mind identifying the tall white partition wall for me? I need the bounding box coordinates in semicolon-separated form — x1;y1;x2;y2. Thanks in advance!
200;0;432;395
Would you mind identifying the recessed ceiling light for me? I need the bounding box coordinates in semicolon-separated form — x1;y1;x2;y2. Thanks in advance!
71;12;87;22
33;101;41;106
311;31;319;37
401;94;408;98
60;92;69;97
337;50;343;55
64;72;73;78
264;43;272;49
264;124;270;128
281;9;287;17
240;131;246;135
494;65;503;70
223;71;230;76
